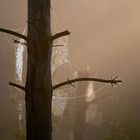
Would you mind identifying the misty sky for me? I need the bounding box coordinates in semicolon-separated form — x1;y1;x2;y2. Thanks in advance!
0;0;140;139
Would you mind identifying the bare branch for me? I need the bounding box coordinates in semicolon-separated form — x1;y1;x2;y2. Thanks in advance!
0;28;28;40
53;77;122;90
52;30;70;41
67;78;76;88
9;82;25;91
13;39;27;46
53;44;64;47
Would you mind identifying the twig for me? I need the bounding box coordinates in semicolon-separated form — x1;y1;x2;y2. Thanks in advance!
53;77;122;90
9;82;25;91
68;78;76;88
52;30;70;41
13;39;27;46
0;28;27;40
53;44;64;47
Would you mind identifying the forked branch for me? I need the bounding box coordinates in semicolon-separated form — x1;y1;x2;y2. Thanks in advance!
0;28;27;40
9;82;25;91
53;77;122;90
52;30;70;41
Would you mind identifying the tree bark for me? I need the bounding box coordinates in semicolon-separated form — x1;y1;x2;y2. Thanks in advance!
25;0;52;140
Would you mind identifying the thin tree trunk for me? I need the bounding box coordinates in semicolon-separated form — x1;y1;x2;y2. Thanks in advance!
25;0;52;140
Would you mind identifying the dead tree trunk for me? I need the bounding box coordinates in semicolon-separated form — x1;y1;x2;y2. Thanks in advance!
26;0;52;140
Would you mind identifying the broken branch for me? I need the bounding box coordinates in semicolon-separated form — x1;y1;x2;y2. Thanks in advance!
53;77;122;90
9;82;25;91
52;30;70;41
0;28;27;40
13;39;27;46
53;44;64;47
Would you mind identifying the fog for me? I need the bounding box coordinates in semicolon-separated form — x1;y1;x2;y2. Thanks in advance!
0;0;140;139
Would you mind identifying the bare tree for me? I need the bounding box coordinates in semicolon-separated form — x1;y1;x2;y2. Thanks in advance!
0;0;122;140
